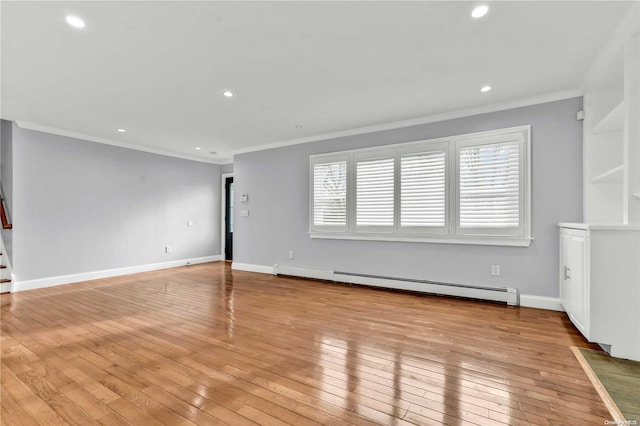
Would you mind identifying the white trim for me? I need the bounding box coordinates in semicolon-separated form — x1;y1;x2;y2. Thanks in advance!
271;265;518;306
231;262;275;275
333;272;517;306
14;90;581;165
12;255;222;293
0;236;12;272
0;235;13;293
559;222;640;231
220;173;234;259
272;265;335;281
233;90;580;156
230;264;562;311
520;295;563;311
14;121;232;165
309;232;533;247
309;125;532;246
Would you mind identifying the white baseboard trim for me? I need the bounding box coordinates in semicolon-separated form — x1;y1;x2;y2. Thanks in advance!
273;265;334;281
13;255;223;293
273;265;517;306
520;295;563;311
231;262;275;275
174;261;563;312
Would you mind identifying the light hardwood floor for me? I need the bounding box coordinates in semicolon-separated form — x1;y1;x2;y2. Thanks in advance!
1;262;608;425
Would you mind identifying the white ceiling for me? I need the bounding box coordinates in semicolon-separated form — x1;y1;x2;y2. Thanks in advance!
1;1;634;164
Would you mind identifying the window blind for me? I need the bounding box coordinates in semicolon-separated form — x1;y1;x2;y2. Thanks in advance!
459;141;520;228
356;157;394;227
313;161;347;226
400;150;446;227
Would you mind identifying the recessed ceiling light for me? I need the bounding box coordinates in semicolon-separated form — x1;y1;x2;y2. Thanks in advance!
65;15;85;29
471;5;489;19
480;85;492;93
222;91;234;98
195;147;202;150
117;128;126;132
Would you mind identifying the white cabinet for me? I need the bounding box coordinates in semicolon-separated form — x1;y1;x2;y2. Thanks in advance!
559;227;589;337
559;223;640;361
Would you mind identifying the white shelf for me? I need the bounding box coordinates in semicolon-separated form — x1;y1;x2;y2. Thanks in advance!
592;101;624;134
591;164;624;183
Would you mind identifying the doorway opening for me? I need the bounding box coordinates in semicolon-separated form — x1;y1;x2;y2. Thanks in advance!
223;176;234;261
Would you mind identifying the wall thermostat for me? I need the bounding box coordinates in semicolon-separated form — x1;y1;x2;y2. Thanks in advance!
241;194;249;202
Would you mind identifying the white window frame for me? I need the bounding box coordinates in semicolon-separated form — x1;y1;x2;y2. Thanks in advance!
310;154;349;233
398;142;450;236
308;125;532;247
454;129;530;238
354;148;396;234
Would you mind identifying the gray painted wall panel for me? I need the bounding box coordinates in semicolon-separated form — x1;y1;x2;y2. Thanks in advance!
13;127;221;281
233;98;583;298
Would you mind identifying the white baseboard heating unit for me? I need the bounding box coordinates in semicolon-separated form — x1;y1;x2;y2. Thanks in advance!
273;265;519;306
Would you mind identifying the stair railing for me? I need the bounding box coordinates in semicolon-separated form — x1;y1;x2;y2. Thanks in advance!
0;185;12;229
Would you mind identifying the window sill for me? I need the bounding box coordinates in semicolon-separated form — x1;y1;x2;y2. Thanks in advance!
309;232;533;247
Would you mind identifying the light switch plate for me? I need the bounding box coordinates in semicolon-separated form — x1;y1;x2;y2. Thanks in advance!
240;209;249;217
241;194;249;203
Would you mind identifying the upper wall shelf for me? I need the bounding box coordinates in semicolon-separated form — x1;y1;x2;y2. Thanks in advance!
592;100;624;135
592;164;624;183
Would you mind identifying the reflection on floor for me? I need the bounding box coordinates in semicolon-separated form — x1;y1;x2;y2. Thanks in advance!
1;261;610;425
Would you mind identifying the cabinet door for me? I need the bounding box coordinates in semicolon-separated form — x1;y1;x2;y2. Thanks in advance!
559;229;572;311
568;230;588;337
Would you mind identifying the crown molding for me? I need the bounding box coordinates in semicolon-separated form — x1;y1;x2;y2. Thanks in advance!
232;89;582;156
14;121;233;165
14;88;582;164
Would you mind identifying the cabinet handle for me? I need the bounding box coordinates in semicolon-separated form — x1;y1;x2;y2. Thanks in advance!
564;266;571;280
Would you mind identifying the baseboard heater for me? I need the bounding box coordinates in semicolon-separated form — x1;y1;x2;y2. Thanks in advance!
273;265;519;306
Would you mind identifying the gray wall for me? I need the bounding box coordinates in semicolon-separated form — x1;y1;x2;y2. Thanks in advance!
221;163;234;174
1;120;14;262
12;126;222;281
234;98;584;298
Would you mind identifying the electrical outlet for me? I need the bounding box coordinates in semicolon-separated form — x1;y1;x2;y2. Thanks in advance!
491;264;500;276
165;246;172;253
288;250;294;260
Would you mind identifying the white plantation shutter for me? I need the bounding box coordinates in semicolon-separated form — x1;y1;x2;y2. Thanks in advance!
356;154;394;229
309;126;530;245
457;138;523;235
400;149;447;231
312;159;347;229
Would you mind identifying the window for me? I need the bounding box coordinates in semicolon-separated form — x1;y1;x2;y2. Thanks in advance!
400;144;447;234
355;150;395;231
455;130;528;238
309;126;531;246
311;157;347;231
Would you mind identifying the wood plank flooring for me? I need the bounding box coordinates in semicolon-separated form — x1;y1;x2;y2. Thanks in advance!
577;348;640;421
1;262;609;425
